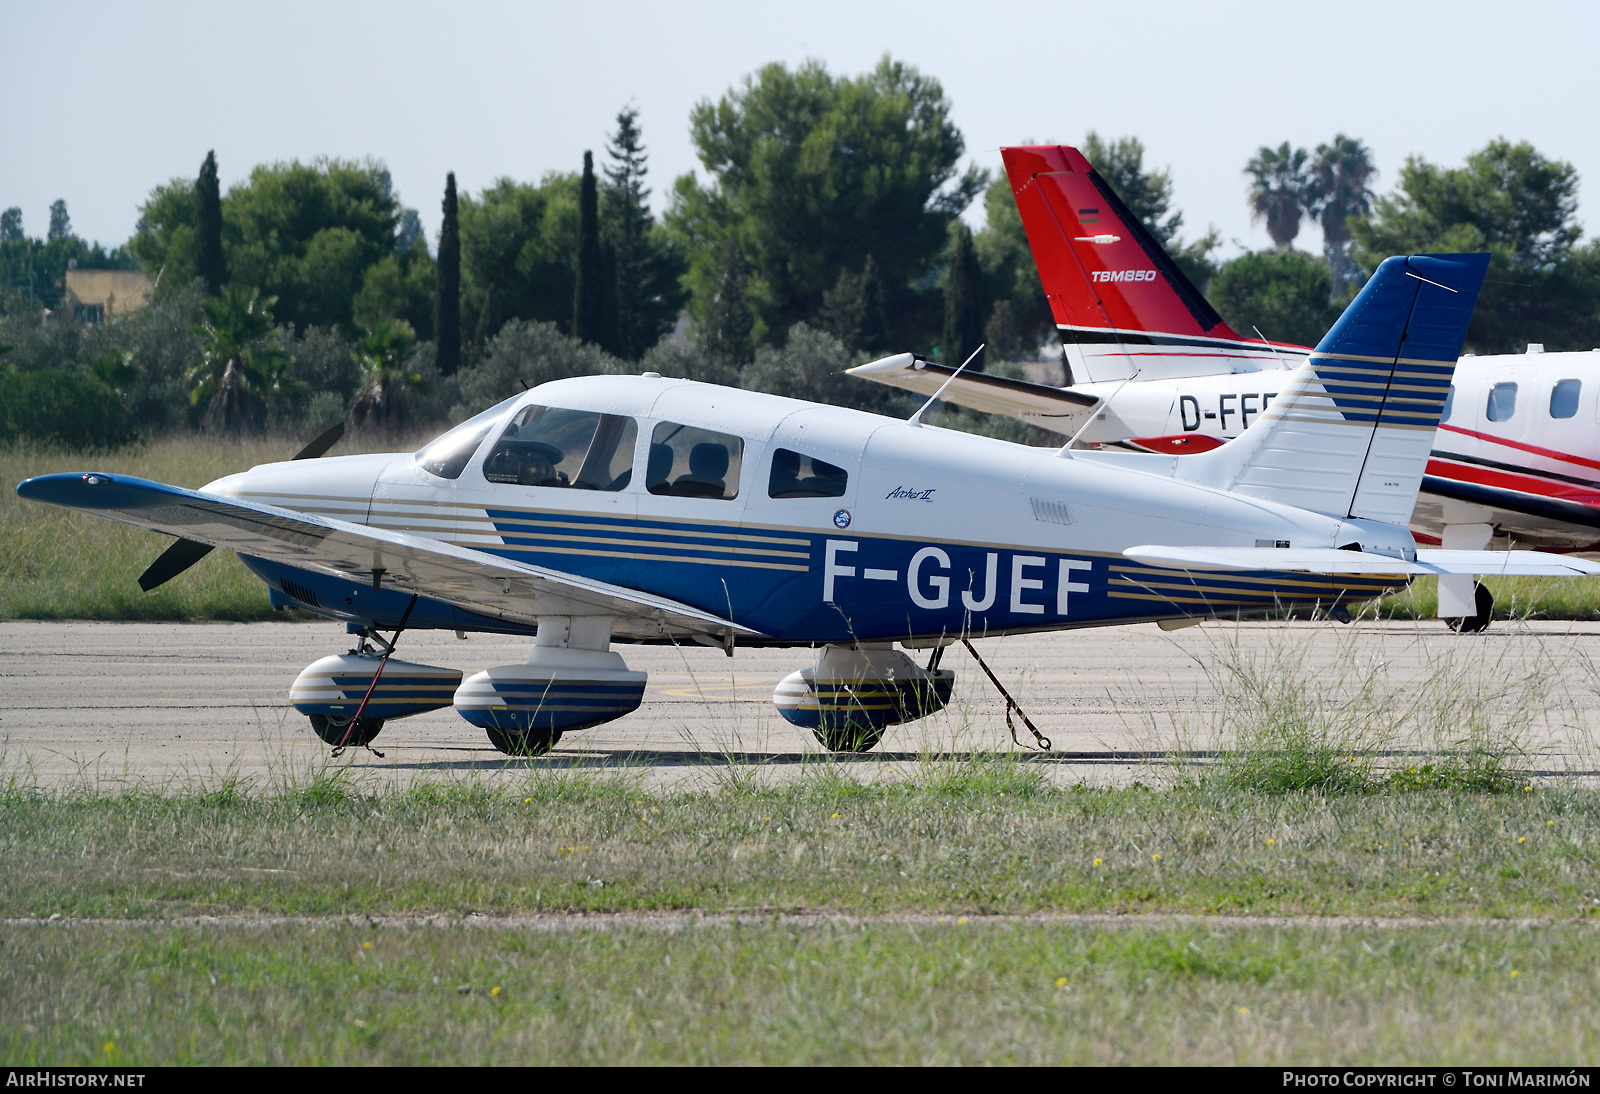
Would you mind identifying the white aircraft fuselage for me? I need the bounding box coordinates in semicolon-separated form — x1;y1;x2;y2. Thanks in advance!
213;373;1407;646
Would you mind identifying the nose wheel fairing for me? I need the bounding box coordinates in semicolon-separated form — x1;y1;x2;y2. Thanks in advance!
290;653;463;720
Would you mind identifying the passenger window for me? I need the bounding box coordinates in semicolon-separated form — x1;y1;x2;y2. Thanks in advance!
481;405;637;490
646;422;743;499
768;448;848;498
1441;384;1455;423
1550;379;1581;419
1486;383;1518;422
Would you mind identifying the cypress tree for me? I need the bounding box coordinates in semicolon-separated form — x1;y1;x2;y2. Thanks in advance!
573;151;605;344
943;223;984;369
195;151;226;296
436;172;461;376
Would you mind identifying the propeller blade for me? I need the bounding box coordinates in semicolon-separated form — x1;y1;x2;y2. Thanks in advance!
137;537;214;592
291;420;345;461
137;423;340;594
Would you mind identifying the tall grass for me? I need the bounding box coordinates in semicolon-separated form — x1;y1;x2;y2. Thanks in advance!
1176;622;1553;794
1;432;425;620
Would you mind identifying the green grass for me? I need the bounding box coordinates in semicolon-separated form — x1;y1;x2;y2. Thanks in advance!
0;433;419;621
5;919;1596;1064
7;770;1599;1064
1377;573;1600;622
5;774;1598;921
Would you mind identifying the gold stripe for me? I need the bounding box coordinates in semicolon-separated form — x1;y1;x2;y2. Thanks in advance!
1309;351;1457;367
458;540;811;573
359;517;811;561
486;513;811;548
1110;567;1397;591
1111;578;1398;599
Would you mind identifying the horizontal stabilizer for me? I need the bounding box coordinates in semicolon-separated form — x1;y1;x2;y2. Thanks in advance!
847;352;1096;428
1123;545;1600;577
16;472;761;639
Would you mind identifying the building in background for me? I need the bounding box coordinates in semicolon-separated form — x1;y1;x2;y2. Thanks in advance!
64;269;153;322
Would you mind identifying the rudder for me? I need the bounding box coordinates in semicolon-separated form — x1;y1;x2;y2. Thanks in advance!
1187;253;1490;523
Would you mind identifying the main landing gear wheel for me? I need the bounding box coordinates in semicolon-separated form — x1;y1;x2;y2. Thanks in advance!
1445;581;1495;634
309;713;385;747
812;725;885;754
485;726;563;757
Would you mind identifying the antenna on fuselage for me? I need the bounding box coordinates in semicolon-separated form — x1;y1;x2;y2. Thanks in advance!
1058;365;1141;457
907;344;984;427
1252;325;1289;368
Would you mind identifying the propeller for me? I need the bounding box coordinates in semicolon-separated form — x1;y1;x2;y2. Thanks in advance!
137;421;346;592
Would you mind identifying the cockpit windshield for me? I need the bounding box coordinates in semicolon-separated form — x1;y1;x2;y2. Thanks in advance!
413;394;521;480
482;405;639;491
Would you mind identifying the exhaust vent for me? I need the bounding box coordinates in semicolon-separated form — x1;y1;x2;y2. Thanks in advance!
280;578;320;608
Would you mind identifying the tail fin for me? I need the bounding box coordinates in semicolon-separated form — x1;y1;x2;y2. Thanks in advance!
1186;253;1490;525
1002;145;1274;383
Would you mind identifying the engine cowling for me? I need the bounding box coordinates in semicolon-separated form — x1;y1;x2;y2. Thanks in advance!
773;645;953;747
290;653;463;720
454;647;646;733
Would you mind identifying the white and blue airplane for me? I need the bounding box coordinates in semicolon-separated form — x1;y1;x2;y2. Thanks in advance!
18;253;1600;756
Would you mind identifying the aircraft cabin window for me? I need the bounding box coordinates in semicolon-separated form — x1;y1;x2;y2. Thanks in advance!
768;448;848;498
1550;379;1581;419
1441;384;1455;423
1486;382;1518;423
481;405;638;490
414;395;522;479
646;422;743;499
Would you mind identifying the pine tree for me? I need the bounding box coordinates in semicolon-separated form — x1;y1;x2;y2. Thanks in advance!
436;172;461;375
194;151;226;296
943;223;984;368
47;200;70;242
604;107;647;357
819;254;889;353
573;151;606;345
702;244;753;367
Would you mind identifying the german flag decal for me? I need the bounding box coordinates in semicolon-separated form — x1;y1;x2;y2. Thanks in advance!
1078;207;1099;224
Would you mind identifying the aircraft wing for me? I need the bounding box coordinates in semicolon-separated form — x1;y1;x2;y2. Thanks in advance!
847;353;1097;428
1123;545;1600;577
16;472;762;638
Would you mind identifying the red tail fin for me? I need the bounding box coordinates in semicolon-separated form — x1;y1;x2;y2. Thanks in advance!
1002;145;1261;382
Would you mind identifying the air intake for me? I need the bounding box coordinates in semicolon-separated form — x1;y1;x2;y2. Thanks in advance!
1030;497;1073;525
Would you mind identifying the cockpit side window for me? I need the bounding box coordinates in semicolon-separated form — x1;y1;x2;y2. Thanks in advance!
481;405;638;490
414;394;521;479
768;448;848;498
646;422;743;499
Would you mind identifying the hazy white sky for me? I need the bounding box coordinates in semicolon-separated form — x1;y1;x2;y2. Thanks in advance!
5;0;1598;262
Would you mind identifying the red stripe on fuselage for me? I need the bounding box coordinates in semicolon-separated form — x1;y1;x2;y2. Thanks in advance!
1438;423;1600;476
1426;457;1600;507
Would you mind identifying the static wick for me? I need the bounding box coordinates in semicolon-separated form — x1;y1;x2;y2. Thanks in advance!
1405;271;1458;293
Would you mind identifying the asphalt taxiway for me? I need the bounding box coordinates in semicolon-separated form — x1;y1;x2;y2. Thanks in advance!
2;619;1595;789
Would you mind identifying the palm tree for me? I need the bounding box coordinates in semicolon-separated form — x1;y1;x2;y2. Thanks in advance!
1310;135;1377;297
187;286;286;433
1245;143;1312;249
350;320;426;435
